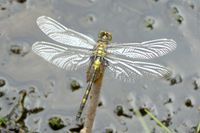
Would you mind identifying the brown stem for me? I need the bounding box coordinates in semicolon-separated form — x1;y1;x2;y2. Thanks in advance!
80;69;105;133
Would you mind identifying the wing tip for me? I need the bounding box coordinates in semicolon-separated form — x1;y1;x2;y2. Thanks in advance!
32;41;47;51
168;39;177;50
32;41;41;52
161;38;177;50
162;70;173;80
37;16;46;21
37;15;46;19
36;16;52;25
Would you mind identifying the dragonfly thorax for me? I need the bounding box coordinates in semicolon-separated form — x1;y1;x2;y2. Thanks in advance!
94;42;107;57
92;32;111;70
94;31;112;57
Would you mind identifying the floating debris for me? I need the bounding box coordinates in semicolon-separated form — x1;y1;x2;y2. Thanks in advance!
98;100;103;107
10;45;22;55
15;0;27;4
144;17;155;30
105;128;114;133
164;98;173;105
170;74;182;85
139;107;149;117
48;116;65;130
0;117;7;127
0;79;6;87
114;105;124;116
86;14;96;23
69;123;83;132
161;114;172;127
171;7;184;24
9;43;30;56
114;105;132;118
1;7;6;10
193;78;200;90
70;79;81;92
175;15;184;24
185;98;193;108
0;91;4;97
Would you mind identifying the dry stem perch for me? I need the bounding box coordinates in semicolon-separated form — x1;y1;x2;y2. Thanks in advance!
81;69;105;133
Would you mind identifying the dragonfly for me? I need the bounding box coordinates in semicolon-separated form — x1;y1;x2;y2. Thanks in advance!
32;16;176;121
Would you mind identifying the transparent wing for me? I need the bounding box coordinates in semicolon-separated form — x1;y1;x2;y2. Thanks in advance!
107;39;176;59
32;42;92;71
36;16;96;49
104;55;170;82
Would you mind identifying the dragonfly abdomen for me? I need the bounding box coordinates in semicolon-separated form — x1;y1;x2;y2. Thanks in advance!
76;68;98;121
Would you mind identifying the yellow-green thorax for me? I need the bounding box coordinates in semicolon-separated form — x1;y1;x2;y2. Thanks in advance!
92;31;112;70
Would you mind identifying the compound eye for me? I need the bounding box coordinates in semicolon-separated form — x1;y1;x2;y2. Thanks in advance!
106;32;112;41
98;31;112;41
98;32;105;38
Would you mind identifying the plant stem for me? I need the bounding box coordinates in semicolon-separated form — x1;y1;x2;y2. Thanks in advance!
80;70;104;133
144;109;172;133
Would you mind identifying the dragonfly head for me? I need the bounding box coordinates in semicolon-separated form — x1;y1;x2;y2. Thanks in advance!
98;31;112;43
